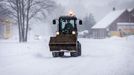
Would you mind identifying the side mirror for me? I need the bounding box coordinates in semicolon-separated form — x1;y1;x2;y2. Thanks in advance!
53;20;56;24
79;20;82;25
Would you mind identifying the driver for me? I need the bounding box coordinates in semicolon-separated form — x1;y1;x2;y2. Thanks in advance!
64;20;73;31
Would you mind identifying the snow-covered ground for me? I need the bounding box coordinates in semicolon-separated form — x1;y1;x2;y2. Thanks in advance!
0;36;134;75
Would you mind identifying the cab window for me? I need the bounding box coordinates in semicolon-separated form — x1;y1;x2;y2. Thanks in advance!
60;19;75;30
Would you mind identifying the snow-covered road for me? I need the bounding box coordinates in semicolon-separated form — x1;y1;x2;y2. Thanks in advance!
0;37;134;75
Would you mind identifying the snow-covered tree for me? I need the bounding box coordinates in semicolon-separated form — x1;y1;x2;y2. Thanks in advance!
0;1;11;19
6;0;56;42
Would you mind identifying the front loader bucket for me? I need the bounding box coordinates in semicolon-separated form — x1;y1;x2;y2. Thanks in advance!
49;34;77;52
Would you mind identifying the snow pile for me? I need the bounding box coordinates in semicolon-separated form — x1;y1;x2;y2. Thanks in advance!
79;30;89;35
109;36;123;40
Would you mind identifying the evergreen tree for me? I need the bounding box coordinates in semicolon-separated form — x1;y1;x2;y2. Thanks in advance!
83;13;96;32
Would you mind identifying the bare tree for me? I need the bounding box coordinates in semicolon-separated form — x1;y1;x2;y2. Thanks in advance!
0;1;11;19
7;0;55;42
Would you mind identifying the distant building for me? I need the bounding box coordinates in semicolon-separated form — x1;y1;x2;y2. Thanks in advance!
91;8;134;39
0;18;13;39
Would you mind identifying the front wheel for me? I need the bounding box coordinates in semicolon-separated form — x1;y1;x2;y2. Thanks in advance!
52;52;59;57
70;41;81;57
78;41;81;56
70;52;78;57
59;52;64;57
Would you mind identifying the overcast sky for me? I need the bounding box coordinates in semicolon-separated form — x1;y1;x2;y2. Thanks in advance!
55;0;134;21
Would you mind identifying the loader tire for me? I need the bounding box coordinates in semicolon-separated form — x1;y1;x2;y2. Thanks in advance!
70;52;78;57
52;52;59;57
70;41;81;57
59;52;64;57
78;41;81;56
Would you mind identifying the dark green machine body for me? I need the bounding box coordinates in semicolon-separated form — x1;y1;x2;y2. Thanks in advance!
49;16;82;57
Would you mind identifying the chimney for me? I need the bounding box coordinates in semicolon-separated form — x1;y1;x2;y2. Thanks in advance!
113;7;116;11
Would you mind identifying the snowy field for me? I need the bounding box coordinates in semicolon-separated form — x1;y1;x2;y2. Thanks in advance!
0;36;134;75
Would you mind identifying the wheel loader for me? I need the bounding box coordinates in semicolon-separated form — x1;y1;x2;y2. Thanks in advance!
49;13;82;57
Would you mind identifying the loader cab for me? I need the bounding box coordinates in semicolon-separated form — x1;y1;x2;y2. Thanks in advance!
53;16;82;35
59;16;77;34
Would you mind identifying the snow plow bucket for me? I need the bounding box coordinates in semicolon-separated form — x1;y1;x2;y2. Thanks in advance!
49;34;77;52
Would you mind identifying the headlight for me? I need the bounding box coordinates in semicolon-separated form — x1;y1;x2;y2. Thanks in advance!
72;31;76;34
56;32;60;35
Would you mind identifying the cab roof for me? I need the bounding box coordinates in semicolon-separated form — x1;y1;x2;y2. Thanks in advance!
59;16;77;20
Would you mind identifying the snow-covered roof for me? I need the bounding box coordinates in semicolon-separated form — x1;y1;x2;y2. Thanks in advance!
117;22;134;26
127;8;134;12
92;10;126;29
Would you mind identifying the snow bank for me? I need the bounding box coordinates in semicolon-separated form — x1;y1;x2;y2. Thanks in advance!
126;35;134;41
109;36;123;40
108;35;134;41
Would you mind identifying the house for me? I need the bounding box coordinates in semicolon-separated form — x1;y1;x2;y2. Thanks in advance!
129;8;134;22
0;18;12;39
91;8;134;39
